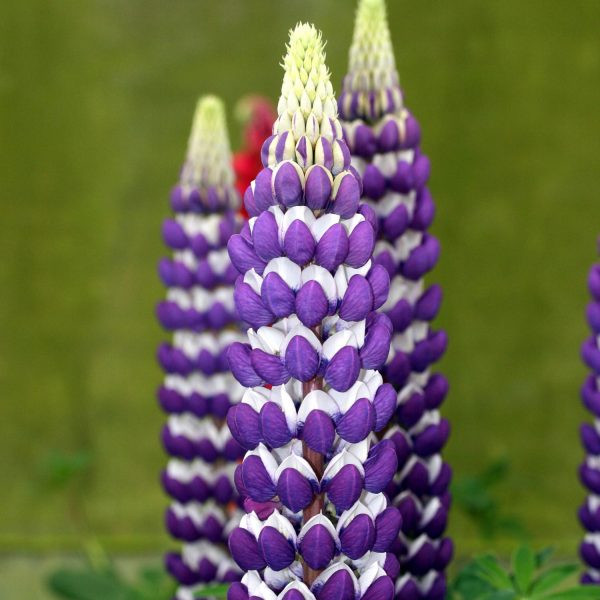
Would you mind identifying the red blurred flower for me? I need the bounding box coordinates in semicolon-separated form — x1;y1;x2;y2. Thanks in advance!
233;96;276;217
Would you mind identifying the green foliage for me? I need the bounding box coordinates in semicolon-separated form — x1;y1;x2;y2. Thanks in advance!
193;583;229;599
452;458;527;540
47;562;175;600
451;545;596;600
37;451;93;492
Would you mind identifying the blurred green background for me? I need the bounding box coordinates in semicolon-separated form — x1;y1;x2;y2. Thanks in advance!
1;0;599;596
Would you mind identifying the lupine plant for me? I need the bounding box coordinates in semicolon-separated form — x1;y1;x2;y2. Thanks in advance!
579;245;600;586
156;96;245;599
225;22;404;600
338;1;451;597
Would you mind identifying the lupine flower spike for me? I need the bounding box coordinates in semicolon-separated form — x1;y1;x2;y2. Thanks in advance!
338;1;452;598
157;95;245;599
579;241;600;585
226;23;403;600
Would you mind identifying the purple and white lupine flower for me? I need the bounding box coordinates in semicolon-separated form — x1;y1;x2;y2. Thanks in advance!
579;244;600;585
225;23;403;600
338;1;452;598
157;96;245;600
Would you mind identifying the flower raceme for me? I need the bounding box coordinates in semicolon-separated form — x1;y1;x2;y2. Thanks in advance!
579;245;600;585
338;1;452;598
157;96;245;599
225;23;403;600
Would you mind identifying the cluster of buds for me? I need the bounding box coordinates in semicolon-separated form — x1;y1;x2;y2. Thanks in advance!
338;0;451;597
579;244;600;585
157;96;245;599
225;24;403;600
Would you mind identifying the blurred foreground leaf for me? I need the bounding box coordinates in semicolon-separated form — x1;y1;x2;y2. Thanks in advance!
451;544;594;599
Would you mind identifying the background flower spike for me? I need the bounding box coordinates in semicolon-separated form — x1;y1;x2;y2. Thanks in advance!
226;23;399;600
338;0;453;596
157;95;246;598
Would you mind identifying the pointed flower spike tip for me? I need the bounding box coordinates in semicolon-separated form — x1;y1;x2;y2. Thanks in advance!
340;0;403;122
275;23;337;135
182;94;235;191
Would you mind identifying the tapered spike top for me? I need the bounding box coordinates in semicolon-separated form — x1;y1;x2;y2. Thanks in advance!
339;0;403;122
266;23;347;172
181;95;235;194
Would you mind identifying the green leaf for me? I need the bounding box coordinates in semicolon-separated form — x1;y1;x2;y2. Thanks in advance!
473;555;514;591
47;569;130;600
512;544;536;593
480;591;516;600
535;547;555;568
529;564;577;596
193;583;229;599
539;587;600;600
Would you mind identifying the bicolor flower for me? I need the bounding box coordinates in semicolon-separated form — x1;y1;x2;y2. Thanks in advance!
225;24;401;600
157;96;245;599
579;245;600;585
338;1;452;597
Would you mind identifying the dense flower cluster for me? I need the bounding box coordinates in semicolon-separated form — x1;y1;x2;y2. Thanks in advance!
579;246;600;585
338;1;452;598
157;96;245;600
225;24;403;600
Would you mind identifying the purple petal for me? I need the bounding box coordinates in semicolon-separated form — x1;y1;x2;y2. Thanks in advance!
298;524;336;570
303;409;335;454
284;219;315;265
241;455;276;502
397;392;425;428
305;165;332;210
254;168;275;212
378;119;400;152
339;513;375;559
360;322;392;370
259;526;295;570
162;219;187;249
296;280;329;327
353;124;377;158
227;343;263;387
244;186;259;218
336;397;374;443
333;171;361;219
235;280;275;328
384;351;410;388
227;403;261;450
274;162;303;207
414;420;450;457
364;440;398;493
284;336;320;381
227;583;249;600
316;568;355;600
368;265;391;310
411;187;435;230
325;464;363;512
315;223;349;272
251;349;289;386
373;507;402;552
362;164;386;200
262;271;296;318
229;527;266;571
339;275;374;322
260;402;293;448
277;467;314;513
325;346;361;392
413;154;431;189
373;384;397;431
228;234;266;275
389;160;414;194
346;221;375;268
253;210;282;261
361;575;394;600
383;204;409;241
589;265;600;301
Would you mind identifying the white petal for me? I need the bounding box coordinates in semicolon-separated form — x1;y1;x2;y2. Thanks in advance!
264;256;302;290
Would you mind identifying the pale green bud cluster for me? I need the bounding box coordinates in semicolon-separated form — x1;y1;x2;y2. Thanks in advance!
181;95;234;191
